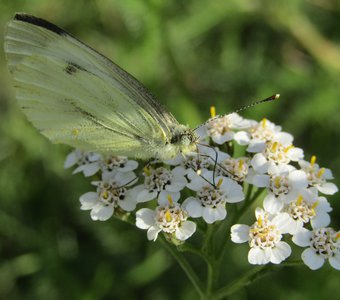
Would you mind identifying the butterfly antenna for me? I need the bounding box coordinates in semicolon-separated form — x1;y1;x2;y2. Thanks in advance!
234;94;280;114
196;143;237;179
194;94;280;131
196;142;222;186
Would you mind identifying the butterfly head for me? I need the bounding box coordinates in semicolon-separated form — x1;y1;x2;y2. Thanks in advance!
165;124;198;157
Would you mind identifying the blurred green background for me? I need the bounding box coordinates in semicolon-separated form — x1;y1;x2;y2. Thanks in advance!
1;0;340;299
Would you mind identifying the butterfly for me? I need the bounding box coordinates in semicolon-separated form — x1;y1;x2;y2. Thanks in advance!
4;13;199;160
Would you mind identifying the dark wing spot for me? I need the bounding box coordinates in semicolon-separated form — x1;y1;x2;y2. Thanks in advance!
14;13;66;36
64;62;87;75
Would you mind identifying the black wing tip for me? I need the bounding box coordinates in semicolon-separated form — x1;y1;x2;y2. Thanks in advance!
14;13;66;36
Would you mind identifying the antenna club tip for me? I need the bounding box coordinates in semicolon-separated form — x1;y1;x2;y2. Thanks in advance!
274;94;280;100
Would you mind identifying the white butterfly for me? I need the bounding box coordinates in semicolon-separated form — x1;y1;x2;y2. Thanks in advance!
4;13;198;160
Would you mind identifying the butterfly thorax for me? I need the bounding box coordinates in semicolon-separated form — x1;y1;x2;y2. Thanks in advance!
157;124;198;160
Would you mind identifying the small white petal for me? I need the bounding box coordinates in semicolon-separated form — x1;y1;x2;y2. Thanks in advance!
187;176;206;191
115;171;137;186
329;253;340;270
274;132;293;145
166;180;186;192
248;248;270;265
310;212;330;229
196;125;208;140
202;206;225;224
231;224;250;243
176;221;196;240
234;131;250;145
315;197;332;213
64;152;77;168
158;191;180;206
263;194;283;214
272;213;296;234
255;207;265;220
212;132;234;144
269;242;291;264
120;160;138;172
287;147;304;161
322;168;333;180
136;208;155;229
82;163;101;177
289;170;308;189
90;204;113;221
79;192;98;210
252;175;270;188
183;197;203;217
251;153;269;174
301;248;325;270
247;140;266;153
147;226;161;241
137;189;157;203
292;228;312;247
317;182;338;195
118;197;136;212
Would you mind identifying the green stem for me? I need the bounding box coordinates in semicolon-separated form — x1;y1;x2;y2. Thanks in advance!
202;224;217;298
206;260;214;299
178;243;210;263
202;224;215;253
159;237;204;299
213;260;304;299
213;266;267;299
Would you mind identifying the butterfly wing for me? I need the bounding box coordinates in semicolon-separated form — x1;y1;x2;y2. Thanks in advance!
4;13;179;159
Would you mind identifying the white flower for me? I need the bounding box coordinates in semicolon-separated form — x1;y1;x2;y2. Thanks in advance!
183;171;244;224
292;227;340;270
250;141;303;167
79;171;137;221
245;118;300;155
299;156;338;195
231;208;294;265
64;149;102;177
136;203;196;241
166;145;229;177
249;164;308;214
217;157;250;182
283;188;332;234
201;113;253;145
100;155;138;173
132;166;187;203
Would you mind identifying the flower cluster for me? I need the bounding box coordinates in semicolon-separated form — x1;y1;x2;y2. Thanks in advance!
65;110;339;270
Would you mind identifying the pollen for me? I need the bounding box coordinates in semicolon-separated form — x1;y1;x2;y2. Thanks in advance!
257;215;263;227
296;195;303;205
210;106;216;118
165;210;172;222
336;233;340;240
317;168;325;178
310;155;317;166
217;178;223;188
238;160;244;172
102;190;109;199
167;195;173;206
274;177;281;188
261;118;267;128
271;142;278;152
143;166;151;176
197;169;202;176
284;145;294;153
311;201;319;209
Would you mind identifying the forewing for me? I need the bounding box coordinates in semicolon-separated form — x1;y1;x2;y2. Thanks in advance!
4;13;178;158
